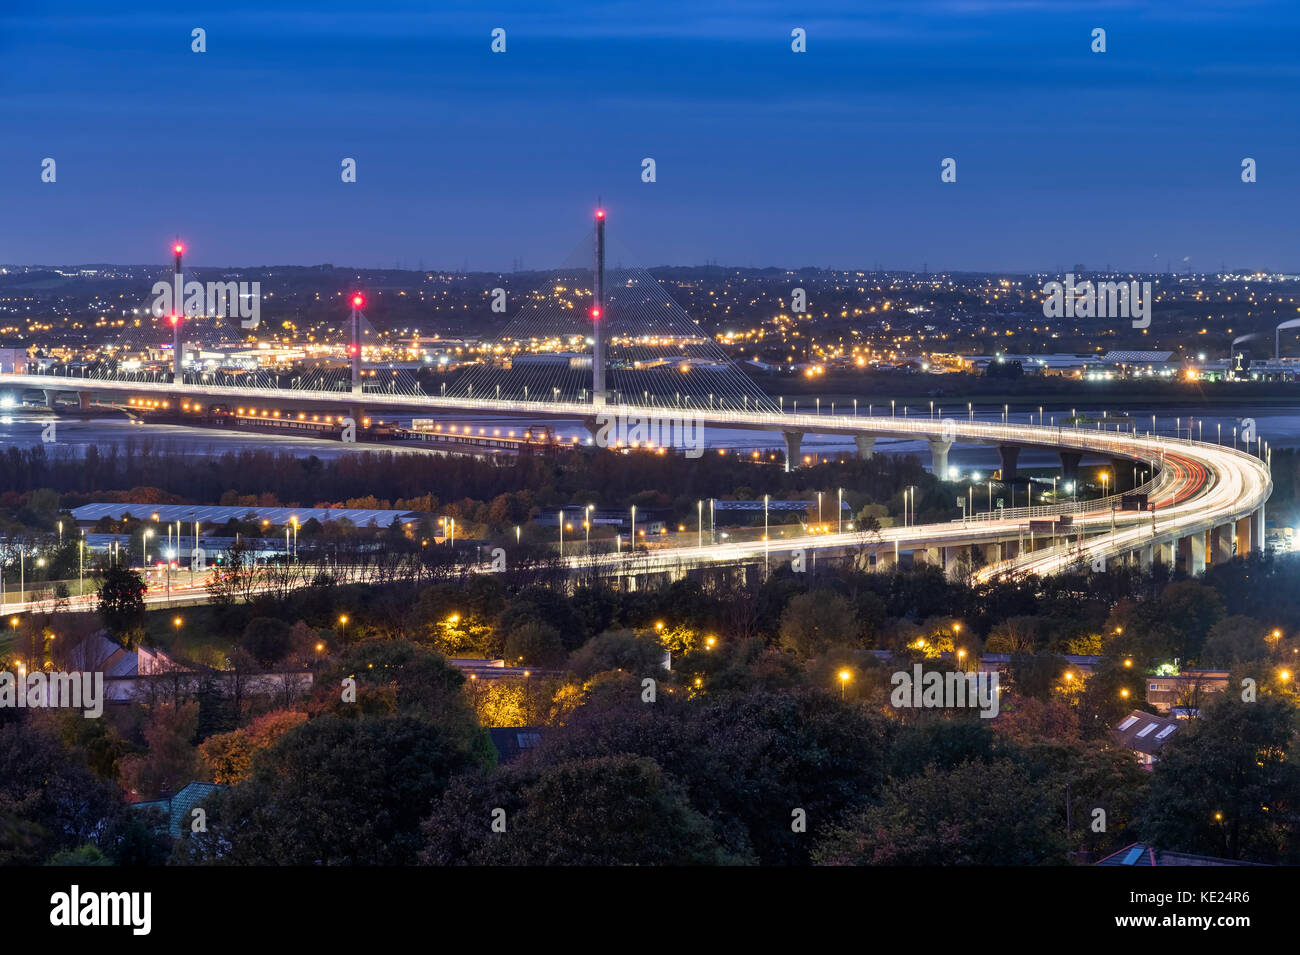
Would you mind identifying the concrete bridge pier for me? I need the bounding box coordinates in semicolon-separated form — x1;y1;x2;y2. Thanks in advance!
1138;544;1155;570
783;431;803;472
998;445;1020;482
854;435;875;460
928;440;952;478
873;549;897;573
943;545;968;580
1157;540;1176;566
1179;533;1206;576
1059;451;1081;484
1210;524;1234;564
1236;515;1254;556
41;389;58;409
1110;458;1136;492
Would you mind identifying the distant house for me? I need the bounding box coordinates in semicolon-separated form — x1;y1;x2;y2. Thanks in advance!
1097;842;1267;866
977;653;1103;676
1145;670;1229;713
1112;709;1182;767
131;781;225;838
448;658;564;681
65;631;311;704
488;727;546;764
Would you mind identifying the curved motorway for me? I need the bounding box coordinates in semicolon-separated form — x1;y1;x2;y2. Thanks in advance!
1;374;1275;590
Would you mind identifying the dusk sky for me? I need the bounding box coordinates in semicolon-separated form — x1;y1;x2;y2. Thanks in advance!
2;0;1298;272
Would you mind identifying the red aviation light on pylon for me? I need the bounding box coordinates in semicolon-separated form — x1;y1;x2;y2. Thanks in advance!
169;314;179;326
595;209;605;220
351;293;365;309
589;305;602;320
347;344;359;356
173;243;184;255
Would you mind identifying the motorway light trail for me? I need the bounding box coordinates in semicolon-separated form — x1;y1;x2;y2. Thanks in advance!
0;374;1271;612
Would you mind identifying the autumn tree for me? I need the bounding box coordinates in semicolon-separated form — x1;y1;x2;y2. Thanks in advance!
95;563;146;645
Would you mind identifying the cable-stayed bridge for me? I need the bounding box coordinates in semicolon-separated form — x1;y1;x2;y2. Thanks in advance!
0;210;1273;584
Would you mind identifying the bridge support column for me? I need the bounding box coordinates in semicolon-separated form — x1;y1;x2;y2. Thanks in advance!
1210;524;1233;564
1139;545;1154;570
1236;515;1254;556
1059;451;1081;484
1256;505;1267;554
982;543;1001;565
1157;540;1175;566
1180;533;1206;576
943;546;966;580
783;431;803;472
998;445;1020;483
873;549;896;573
1110;458;1136;492
77;391;91;410
41;389;57;409
1001;540;1020;561
854;435;875;460
928;440;952;478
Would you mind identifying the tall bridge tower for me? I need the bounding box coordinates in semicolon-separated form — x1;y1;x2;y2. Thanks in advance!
591;207;606;408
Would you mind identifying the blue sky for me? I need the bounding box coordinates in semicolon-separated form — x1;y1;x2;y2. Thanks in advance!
1;0;1298;270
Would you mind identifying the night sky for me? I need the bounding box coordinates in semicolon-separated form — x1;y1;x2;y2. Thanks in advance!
2;1;1297;271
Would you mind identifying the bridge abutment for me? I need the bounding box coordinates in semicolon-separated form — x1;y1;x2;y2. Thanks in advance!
854;435;875;460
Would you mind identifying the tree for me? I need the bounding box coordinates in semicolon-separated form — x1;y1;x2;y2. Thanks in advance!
421;755;741;865
1201;615;1269;667
567;630;668;680
1139;695;1300;862
536;686;891;864
118;701;203;801
199;710;308;784
503;621;566;668
177;714;490;865
778;590;859;657
95;563;146;645
0;725;121;866
815;758;1067;865
238;617;293;668
310;640;495;760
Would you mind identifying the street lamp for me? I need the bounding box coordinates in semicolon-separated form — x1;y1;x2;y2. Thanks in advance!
338;614;348;640
838;668;851;700
763;494;770;576
837;488;843;535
